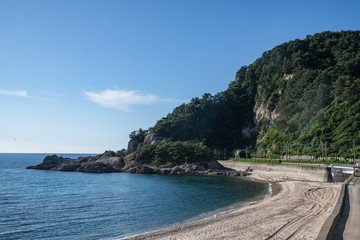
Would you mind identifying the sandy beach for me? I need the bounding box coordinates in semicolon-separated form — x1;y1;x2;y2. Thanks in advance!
122;164;341;240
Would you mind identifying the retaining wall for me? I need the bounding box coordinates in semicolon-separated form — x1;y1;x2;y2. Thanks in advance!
315;175;352;240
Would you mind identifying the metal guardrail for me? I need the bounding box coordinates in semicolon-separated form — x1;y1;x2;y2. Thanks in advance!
331;163;355;167
282;162;328;167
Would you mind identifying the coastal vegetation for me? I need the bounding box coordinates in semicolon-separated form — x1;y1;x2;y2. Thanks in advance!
104;150;125;158
131;31;360;162
132;140;211;167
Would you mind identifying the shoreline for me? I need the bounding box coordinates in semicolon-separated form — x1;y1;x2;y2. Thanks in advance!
120;170;340;240
119;176;275;240
119;176;282;240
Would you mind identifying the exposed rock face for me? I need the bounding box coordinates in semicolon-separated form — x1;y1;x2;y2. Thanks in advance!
126;134;164;155
27;154;246;176
283;73;294;80
126;140;141;155
251;85;281;141
254;100;279;133
143;134;164;146
241;85;281;143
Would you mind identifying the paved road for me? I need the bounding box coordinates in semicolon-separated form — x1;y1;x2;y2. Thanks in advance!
343;177;360;239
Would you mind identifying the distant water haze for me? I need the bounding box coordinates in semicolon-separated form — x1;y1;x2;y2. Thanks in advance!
0;153;269;239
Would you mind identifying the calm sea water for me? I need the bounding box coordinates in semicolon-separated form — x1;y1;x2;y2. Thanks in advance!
0;153;269;240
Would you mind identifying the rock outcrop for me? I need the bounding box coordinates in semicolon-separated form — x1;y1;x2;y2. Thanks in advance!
27;153;124;173
27;153;246;176
126;139;141;155
143;134;164;146
27;133;246;176
126;134;164;155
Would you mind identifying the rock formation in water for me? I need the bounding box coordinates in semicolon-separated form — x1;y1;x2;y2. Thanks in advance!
27;145;245;176
26;152;124;173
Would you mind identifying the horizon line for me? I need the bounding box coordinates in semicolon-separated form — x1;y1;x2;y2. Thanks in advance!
0;152;101;154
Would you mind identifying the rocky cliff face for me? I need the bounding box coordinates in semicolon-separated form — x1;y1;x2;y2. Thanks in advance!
240;86;281;144
254;86;280;135
126;140;141;155
126;134;164;155
143;134;164;146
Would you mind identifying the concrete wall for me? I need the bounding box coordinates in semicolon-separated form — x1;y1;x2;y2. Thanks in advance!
219;160;331;182
315;184;346;240
332;172;351;182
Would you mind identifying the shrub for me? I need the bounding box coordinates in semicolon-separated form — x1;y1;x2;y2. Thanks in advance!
135;144;156;164
133;140;212;167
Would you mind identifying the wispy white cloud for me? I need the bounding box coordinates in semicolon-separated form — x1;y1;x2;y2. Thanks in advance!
84;89;159;111
162;97;188;103
0;89;29;97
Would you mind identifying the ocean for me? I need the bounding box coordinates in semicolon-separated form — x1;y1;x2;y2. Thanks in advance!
0;153;269;240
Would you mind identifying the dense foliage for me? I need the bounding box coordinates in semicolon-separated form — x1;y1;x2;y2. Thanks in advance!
132;141;211;167
103;150;125;158
129;128;149;143
254;31;360;158
150;84;254;150
143;31;360;159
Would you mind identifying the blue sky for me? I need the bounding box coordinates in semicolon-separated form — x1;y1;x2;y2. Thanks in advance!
0;0;359;153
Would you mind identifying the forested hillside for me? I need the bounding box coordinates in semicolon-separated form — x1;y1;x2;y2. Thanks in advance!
136;31;360;160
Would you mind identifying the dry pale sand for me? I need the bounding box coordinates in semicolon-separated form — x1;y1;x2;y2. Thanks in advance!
122;171;341;240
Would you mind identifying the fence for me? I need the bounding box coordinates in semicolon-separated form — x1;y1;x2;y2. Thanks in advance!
229;140;359;163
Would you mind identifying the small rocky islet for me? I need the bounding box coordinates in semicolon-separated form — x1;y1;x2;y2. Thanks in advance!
26;153;245;176
27;135;246;176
